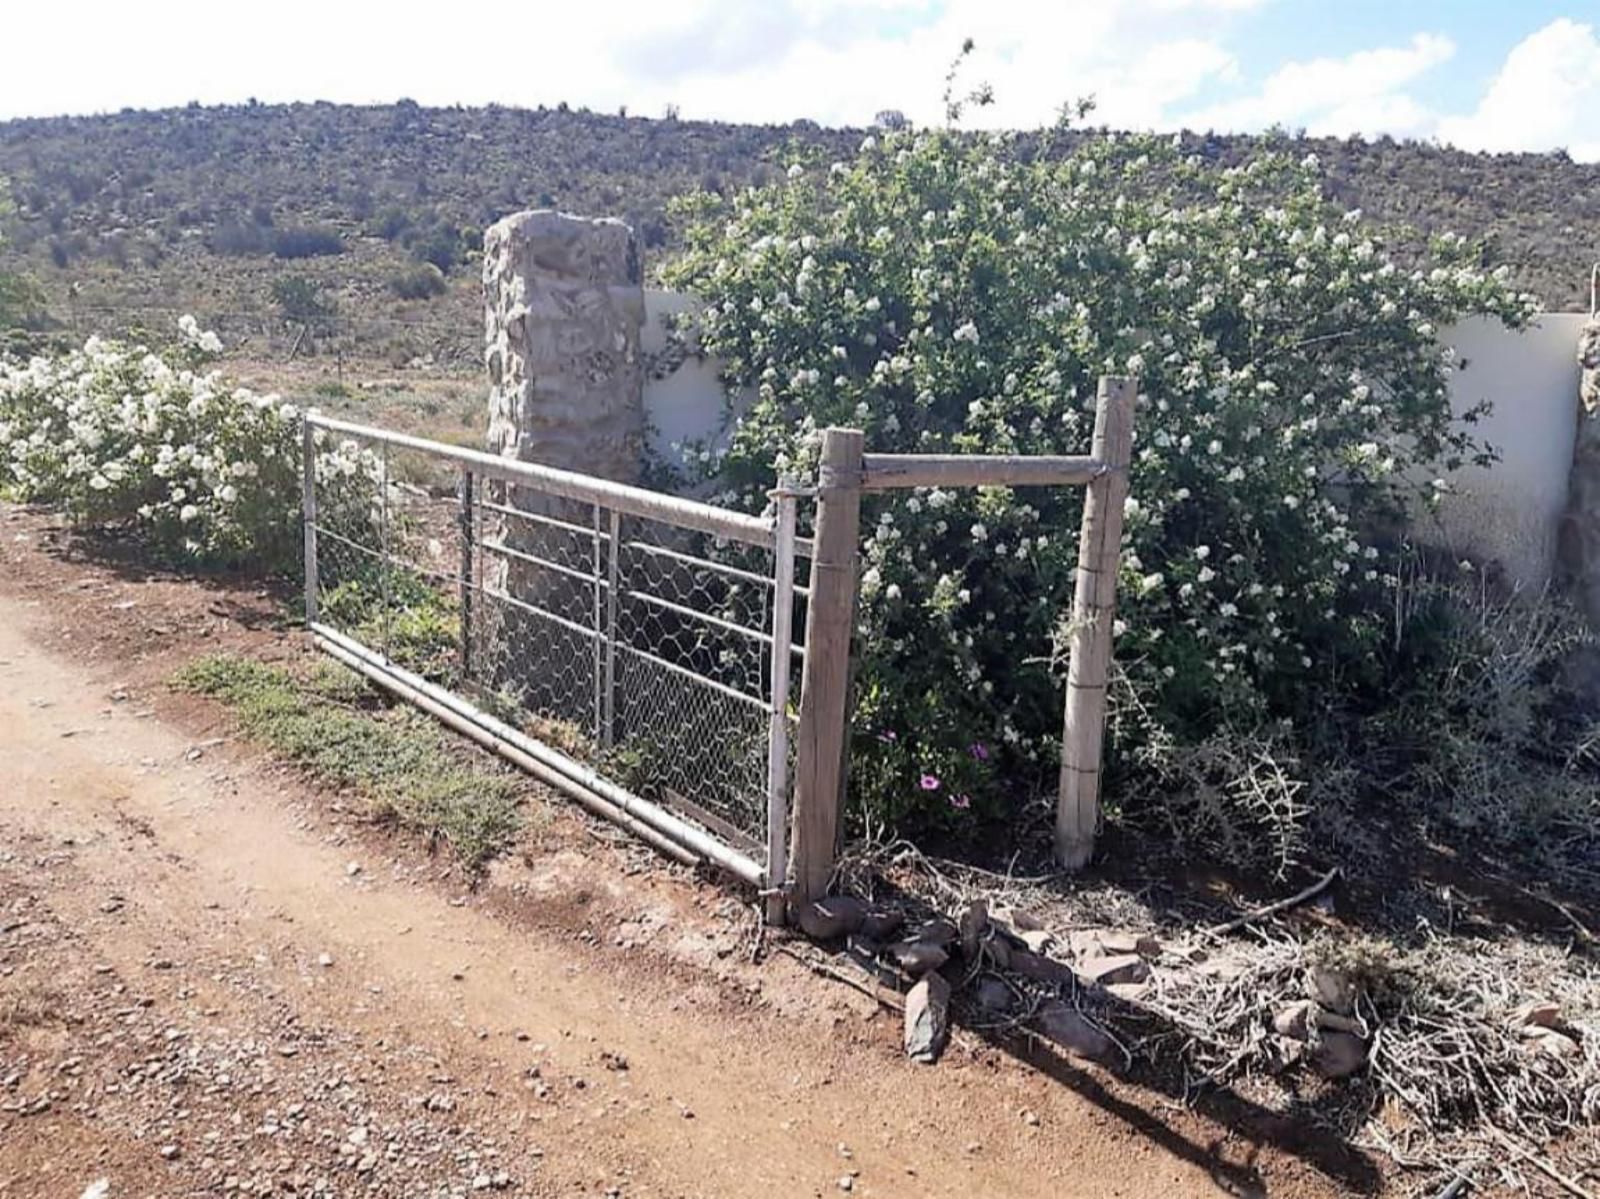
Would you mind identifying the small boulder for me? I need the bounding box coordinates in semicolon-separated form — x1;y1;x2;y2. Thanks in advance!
974;977;1015;1014
794;896;867;941
1035;1002;1117;1065
1272;1000;1314;1041
904;973;951;1064
1078;954;1150;987
911;918;959;948
1105;981;1151;1003
1510;1000;1562;1030
959;900;989;959
1017;929;1056;955
1309;967;1356;1015
1009;949;1075;986
859;910;905;942
1526;1028;1581;1060
1312;1031;1367;1079
888;940;950;977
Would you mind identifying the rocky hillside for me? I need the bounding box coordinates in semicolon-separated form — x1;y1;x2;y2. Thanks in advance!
1;101;1596;365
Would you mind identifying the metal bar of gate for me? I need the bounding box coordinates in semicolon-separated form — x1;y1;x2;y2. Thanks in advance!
301;421;318;624
459;469;474;680
603;510;621;749
764;485;799;925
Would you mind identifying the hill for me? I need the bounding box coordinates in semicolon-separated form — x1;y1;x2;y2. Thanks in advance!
0;101;1596;368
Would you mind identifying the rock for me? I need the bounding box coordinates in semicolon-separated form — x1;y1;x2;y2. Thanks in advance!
317;952;334;968
1510;1000;1562;1030
793;896;867;941
1009;949;1075;986
994;906;1045;933
1077;954;1150;987
1526;1028;1581;1060
910;919;959;948
1034;1002;1117;1065
959;900;988;959
1022;1109;1040;1127
1105;981;1151;1003
984;936;1012;970
837;1176;854;1192
974;978;1015;1014
904;973;951;1064
158;1144;180;1160
1017;929;1056;955
859;910;904;942
1309;967;1356;1015
1273;1000;1314;1040
888;940;949;977
1311;1031;1367;1079
346;861;362;876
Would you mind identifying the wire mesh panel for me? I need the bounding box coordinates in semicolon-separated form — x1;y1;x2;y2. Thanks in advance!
302;414;808;890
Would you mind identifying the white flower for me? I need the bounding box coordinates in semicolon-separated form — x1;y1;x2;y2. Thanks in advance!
970;522;988;542
952;321;979;345
1219;601;1237;618
179;504;199;523
1194;545;1210;560
786;163;804;179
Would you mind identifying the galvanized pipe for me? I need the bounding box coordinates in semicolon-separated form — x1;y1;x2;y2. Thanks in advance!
763;487;799;925
310;622;765;885
313;632;699;869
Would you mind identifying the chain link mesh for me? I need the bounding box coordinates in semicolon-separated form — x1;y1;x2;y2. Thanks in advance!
307;424;808;871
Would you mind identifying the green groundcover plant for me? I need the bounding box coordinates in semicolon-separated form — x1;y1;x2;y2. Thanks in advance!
664;121;1546;860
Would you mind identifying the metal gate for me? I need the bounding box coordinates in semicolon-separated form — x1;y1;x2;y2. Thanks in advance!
300;413;807;913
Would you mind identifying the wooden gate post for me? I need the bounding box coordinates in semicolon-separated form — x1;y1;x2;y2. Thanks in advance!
1057;377;1136;870
791;427;864;903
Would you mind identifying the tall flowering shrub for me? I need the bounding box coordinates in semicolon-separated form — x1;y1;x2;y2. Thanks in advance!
664;129;1539;849
0;317;375;570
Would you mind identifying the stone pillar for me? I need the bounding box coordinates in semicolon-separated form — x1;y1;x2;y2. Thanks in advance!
1558;318;1600;626
478;211;645;721
483;210;645;479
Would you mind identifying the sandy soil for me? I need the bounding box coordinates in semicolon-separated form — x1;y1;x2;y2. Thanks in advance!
0;506;1364;1199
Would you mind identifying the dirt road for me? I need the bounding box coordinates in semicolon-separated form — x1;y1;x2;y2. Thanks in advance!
0;512;1355;1198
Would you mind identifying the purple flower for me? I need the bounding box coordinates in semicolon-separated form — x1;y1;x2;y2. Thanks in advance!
949;793;972;810
968;742;990;762
877;729;898;744
918;773;941;791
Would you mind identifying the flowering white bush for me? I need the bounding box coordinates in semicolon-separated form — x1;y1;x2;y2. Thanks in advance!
0;318;374;569
665;128;1539;846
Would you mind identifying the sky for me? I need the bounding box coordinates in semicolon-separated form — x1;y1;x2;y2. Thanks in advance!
2;1;1598;159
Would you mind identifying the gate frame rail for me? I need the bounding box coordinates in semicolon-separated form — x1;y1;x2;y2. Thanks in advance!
301;411;802;916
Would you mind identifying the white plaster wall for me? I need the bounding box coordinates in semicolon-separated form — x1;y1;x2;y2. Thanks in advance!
1432;313;1585;590
642;288;748;475
638;288;1586;591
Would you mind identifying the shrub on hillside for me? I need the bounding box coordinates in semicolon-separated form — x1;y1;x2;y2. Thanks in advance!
664;125;1545;867
0;317;377;570
389;262;448;300
270;224;344;259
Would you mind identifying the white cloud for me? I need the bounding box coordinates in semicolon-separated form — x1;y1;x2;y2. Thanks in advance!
0;0;1252;133
1437;19;1600;161
1180;33;1455;136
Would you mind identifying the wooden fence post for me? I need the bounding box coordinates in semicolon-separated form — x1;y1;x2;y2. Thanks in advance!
791;427;864;903
1057;377;1136;870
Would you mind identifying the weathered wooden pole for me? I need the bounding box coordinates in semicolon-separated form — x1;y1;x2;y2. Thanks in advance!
1057;376;1137;871
791;428;864;903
